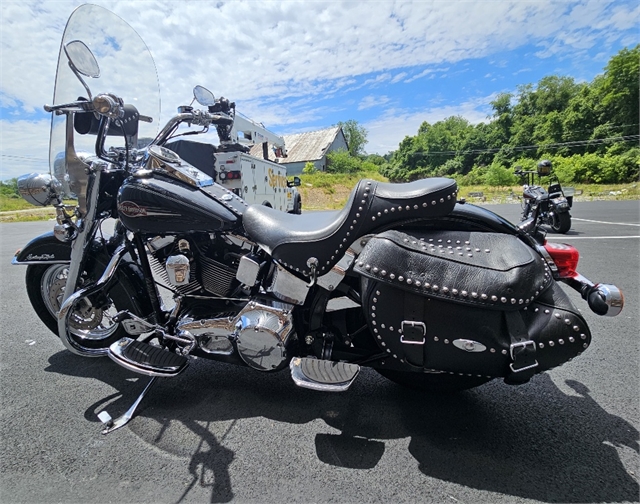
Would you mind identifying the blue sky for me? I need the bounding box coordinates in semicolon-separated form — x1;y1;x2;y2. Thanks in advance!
1;0;638;180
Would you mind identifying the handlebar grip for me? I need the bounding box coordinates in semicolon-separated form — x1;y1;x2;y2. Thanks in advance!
44;100;94;113
138;115;153;123
587;290;609;316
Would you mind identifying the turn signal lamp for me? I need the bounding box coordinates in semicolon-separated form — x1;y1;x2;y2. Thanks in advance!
544;241;580;278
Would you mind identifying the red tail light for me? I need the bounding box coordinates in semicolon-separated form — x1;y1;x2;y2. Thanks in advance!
544;241;580;278
218;170;241;181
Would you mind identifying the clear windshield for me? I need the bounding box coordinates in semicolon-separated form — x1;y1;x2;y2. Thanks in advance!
49;4;160;189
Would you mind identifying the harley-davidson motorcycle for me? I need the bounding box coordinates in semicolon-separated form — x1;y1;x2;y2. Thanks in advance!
14;5;624;434
516;161;573;234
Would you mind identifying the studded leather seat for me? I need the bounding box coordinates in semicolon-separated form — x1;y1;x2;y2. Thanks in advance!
242;177;458;277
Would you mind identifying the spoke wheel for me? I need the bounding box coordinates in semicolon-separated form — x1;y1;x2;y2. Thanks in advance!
26;262;139;352
39;264;119;340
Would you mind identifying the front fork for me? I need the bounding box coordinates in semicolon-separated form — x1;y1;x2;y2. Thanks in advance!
56;168;111;356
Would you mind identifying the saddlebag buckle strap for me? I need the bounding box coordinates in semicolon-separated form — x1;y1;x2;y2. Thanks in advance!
399;292;426;367
509;340;538;373
400;321;426;345
504;310;538;385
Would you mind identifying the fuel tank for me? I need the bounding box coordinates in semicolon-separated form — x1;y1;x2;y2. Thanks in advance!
117;174;247;234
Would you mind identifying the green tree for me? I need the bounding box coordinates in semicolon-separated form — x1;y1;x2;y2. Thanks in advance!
326;149;361;174
489;92;513;147
594;45;640;138
484;163;518;186
337;120;368;157
0;178;19;197
378;46;639;184
302;161;317;174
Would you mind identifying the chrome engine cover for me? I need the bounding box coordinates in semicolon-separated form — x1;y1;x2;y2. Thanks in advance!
235;299;295;371
175;297;295;370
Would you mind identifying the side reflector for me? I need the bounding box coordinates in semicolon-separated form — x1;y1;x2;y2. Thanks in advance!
544;241;580;278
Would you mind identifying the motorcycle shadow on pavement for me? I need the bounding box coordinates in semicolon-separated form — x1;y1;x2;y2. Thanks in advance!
45;351;639;504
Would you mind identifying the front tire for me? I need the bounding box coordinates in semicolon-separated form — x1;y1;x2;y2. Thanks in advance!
550;212;571;234
292;194;302;214
377;369;492;393
25;262;139;352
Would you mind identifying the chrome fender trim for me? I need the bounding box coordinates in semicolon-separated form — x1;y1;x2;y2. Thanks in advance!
56;244;128;357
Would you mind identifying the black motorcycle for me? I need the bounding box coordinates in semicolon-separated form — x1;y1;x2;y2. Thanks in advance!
13;5;624;434
516;160;572;234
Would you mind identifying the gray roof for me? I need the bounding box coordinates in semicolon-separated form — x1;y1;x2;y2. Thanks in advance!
249;126;343;163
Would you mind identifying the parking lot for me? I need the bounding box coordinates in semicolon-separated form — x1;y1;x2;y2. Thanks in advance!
0;200;638;504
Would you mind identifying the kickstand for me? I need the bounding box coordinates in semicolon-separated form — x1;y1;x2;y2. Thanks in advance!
97;376;158;435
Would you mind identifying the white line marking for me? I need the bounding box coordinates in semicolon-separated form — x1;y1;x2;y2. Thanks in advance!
572;218;640;227
546;235;640;240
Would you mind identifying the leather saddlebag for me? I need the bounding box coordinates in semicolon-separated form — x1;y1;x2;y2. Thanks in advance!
354;229;591;383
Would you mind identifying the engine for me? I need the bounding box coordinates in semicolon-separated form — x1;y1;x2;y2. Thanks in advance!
147;232;245;298
175;298;295;371
146;233;296;371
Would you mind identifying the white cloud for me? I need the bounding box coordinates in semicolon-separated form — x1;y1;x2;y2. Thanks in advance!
3;0;637;117
0;119;51;180
390;72;408;84
1;0;637;178
363;96;495;155
404;68;438;83
358;95;390;111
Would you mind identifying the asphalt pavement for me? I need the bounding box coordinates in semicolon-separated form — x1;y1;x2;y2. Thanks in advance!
0;200;638;504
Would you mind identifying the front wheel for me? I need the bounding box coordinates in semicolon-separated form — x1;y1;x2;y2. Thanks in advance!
550;212;571;234
25;263;138;352
377;369;492;393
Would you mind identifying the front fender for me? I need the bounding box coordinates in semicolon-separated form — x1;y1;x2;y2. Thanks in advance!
13;231;154;320
12;232;71;265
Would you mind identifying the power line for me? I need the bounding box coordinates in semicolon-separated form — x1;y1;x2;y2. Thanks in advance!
0;154;48;162
410;135;640;158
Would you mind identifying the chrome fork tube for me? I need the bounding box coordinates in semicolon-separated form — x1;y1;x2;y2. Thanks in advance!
57;168;112;356
59;169;102;307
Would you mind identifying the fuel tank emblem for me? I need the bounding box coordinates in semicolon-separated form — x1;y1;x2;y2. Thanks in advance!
118;201;147;218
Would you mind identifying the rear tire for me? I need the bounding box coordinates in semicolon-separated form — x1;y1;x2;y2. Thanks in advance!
25;262;139;352
377;369;491;393
550;212;571;234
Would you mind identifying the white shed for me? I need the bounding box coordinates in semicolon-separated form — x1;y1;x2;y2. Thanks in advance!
249;126;348;175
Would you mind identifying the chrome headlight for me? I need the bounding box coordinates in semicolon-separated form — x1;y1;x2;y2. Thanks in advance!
17;173;62;207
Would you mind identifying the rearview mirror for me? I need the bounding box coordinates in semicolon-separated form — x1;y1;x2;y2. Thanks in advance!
288;176;301;187
193;85;216;106
64;40;100;78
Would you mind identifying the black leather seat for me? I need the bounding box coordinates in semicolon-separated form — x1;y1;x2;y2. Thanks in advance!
242;178;458;277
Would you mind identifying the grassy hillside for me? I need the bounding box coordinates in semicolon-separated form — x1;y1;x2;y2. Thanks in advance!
296;172;639;210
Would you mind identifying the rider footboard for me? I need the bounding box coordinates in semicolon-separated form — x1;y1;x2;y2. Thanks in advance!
354;230;591;383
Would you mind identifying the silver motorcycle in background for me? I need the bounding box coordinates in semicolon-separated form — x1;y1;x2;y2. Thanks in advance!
516;160;573;234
